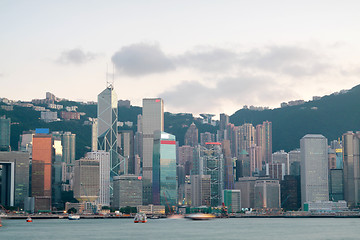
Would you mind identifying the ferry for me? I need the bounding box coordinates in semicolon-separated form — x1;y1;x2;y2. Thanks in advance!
26;217;33;222
134;213;147;223
186;213;215;220
68;214;80;220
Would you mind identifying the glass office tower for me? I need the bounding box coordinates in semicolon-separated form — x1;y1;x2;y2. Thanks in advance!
152;131;177;207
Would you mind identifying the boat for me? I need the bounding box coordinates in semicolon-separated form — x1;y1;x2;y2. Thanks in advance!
26;217;33;222
0;218;2;227
134;213;147;223
68;214;80;220
186;213;215;220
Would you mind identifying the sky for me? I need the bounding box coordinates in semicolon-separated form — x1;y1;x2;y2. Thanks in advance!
1;0;360;117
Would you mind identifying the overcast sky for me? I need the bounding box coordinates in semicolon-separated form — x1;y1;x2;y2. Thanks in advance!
1;0;360;116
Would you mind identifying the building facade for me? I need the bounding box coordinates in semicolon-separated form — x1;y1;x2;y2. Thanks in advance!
300;134;329;209
152;131;177;207
97;85;119;178
142;98;164;204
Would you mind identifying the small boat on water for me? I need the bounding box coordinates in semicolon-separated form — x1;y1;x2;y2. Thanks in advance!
186;213;215;220
68;214;80;220
0;218;2;227
134;213;147;223
26;217;33;222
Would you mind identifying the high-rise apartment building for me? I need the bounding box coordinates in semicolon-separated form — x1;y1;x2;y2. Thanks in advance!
300;134;329;209
256;121;272;164
239;123;256;152
184;123;198;147
142;98;164;204
152;131;177;207
97;85;119;177
178;145;194;175
219;113;229;131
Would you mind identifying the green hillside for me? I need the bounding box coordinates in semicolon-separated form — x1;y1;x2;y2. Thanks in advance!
230;85;360;151
2;84;359;158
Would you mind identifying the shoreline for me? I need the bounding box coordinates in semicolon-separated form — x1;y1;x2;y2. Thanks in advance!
2;213;360;219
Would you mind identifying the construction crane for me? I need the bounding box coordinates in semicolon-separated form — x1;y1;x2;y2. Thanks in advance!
163;192;172;215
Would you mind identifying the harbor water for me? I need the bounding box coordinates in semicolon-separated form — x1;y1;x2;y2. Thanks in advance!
1;217;359;239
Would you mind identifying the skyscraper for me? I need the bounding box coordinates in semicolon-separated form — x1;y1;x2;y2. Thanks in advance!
300;134;329;209
86;151;110;206
118;130;134;175
152;131;177;207
97;84;119;177
239;123;256;152
256;121;272;164
142;98;164;204
73;158;100;203
343;131;360;208
0;116;11;151
31;134;53;212
184;123;198;147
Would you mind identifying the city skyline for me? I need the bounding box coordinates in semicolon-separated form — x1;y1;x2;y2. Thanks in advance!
1;1;360;116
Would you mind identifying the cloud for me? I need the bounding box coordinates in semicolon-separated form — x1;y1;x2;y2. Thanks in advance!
175;48;238;72
160;74;296;114
57;48;98;65
111;43;331;79
240;46;330;77
111;43;174;76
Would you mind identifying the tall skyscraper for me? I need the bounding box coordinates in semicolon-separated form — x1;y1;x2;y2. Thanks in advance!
343;131;360;208
219;113;229;131
86;151;110;206
222;140;234;189
178;145;194;175
97;84;119;177
73;158;100;203
152;131;177;207
239;123;256;152
0;116;11;151
118;130;134;175
202;143;224;206
184;123;198;147
142;98;164;204
300;134;329;209
256;121;272;164
31;134;53;212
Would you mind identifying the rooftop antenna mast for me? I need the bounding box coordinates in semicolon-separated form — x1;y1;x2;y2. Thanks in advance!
106;64;114;89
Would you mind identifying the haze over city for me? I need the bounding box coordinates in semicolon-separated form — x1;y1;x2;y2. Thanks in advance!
1;1;360;116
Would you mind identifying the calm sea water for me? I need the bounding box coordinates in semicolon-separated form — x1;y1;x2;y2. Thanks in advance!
1;217;359;240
